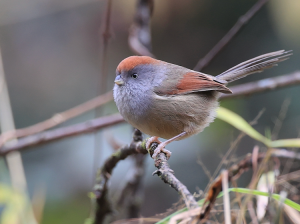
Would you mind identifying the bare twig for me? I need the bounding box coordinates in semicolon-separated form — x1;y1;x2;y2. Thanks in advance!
149;143;199;210
128;0;154;57
106;131;124;151
247;200;259;224
116;153;146;218
100;0;113;92
197;156;212;180
194;0;269;71
220;71;300;100
271;98;291;140
277;170;300;184
92;129;147;224
93;0;114;183
0;113;125;155
0;90;113;148
203;108;265;195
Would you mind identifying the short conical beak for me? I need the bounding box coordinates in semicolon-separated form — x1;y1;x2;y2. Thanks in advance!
114;75;124;86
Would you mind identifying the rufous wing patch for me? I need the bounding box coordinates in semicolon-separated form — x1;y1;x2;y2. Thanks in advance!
117;56;159;72
169;72;232;94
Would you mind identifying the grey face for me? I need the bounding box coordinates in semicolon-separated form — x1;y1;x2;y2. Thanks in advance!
113;64;159;124
114;65;157;90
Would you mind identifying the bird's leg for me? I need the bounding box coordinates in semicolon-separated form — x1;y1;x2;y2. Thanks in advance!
146;132;187;159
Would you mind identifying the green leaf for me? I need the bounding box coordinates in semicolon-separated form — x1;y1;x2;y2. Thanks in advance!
270;139;300;148
229;188;300;211
216;107;300;148
216;107;270;144
155;188;300;223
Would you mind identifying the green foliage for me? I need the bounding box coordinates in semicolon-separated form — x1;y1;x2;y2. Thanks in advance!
0;184;30;224
229;188;300;211
217;107;300;147
157;188;300;223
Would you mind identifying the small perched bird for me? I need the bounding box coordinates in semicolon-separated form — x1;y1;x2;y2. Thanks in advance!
113;50;291;159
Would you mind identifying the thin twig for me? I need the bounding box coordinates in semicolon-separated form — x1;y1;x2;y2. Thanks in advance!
277;170;300;184
194;0;269;71
93;0;114;185
0;113;125;155
128;0;154;57
116;152;146;218
0;90;113;148
105;131;124;151
197;155;212;180
100;0;113;92
149;143;199;210
92;129;147;224
271;98;291;140
203;106;267;194
220;71;300;100
247;200;259;224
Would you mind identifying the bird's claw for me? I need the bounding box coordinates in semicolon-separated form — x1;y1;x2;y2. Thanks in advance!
146;137;171;159
152;146;172;160
146;136;161;149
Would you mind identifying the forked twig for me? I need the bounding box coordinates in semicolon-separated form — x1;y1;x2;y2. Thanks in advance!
92;129;147;224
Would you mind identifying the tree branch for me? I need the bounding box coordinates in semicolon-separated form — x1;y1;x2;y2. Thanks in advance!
0;90;113;148
0;113;124;155
100;0;113;93
116;153;146;218
92;129;147;224
91;132;199;223
220;71;300;99
128;0;154;57
194;0;269;71
149;143;199;209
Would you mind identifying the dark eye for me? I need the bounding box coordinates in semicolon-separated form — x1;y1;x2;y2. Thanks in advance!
131;73;138;79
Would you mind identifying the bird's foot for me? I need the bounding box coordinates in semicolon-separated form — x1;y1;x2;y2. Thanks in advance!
146;136;172;159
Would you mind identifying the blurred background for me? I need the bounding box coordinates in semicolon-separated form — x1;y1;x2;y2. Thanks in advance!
0;0;299;223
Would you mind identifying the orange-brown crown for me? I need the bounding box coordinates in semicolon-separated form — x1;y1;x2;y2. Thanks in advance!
116;56;159;72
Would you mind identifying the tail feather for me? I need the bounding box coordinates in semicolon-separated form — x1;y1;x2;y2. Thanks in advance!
214;50;292;83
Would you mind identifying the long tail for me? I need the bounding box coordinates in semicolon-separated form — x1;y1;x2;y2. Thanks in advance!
214;50;292;84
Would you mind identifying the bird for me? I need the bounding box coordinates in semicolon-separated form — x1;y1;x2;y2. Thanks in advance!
113;50;291;159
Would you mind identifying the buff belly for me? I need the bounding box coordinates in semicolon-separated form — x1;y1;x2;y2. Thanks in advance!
132;91;219;140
